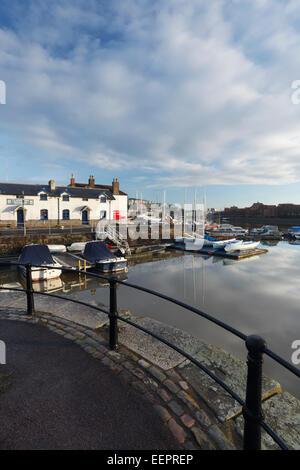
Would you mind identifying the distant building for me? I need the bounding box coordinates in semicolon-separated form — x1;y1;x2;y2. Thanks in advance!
0;175;128;227
223;202;300;218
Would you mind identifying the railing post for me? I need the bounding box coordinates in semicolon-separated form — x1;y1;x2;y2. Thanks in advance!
25;263;35;316
109;278;118;350
243;335;266;450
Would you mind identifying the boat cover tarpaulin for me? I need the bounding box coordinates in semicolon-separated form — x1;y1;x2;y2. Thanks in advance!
18;244;55;265
205;235;217;241
83;241;116;262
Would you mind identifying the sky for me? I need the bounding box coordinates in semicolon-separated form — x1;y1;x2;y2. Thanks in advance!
1;0;300;209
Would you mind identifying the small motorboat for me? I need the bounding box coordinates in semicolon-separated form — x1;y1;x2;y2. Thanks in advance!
47;244;67;253
82;241;127;273
224;241;260;253
18;244;62;281
67;242;87;252
212;238;237;249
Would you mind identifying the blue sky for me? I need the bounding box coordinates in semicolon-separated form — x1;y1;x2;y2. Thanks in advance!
1;0;300;209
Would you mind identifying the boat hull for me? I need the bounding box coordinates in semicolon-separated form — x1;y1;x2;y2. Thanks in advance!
19;265;62;281
95;259;127;273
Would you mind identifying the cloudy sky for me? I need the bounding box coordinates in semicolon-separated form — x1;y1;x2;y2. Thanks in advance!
1;0;300;208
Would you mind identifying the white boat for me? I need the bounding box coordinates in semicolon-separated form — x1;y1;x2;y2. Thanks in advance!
47;244;66;253
67;242;87;252
209;224;248;236
224;241;260;253
212;238;237;249
18;244;62;281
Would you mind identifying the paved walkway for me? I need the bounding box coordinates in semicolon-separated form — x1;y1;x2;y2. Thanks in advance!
0;319;180;450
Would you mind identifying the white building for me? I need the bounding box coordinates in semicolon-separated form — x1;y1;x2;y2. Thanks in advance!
0;175;128;228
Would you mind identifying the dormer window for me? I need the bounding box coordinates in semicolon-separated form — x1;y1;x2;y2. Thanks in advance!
100;196;106;203
40;193;47;201
62;195;69;201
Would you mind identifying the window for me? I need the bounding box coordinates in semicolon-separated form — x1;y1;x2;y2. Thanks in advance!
40;193;47;201
82;198;88;201
62;209;70;220
62;195;69;201
100;210;106;220
100;196;106;203
40;209;48;220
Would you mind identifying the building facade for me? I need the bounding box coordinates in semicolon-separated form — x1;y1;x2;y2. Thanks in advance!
0;175;128;227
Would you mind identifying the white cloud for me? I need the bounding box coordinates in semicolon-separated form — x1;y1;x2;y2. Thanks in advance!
1;0;300;187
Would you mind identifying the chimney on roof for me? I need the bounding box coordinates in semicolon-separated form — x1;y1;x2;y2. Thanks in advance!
49;179;55;192
70;173;75;186
88;175;95;187
112;177;119;195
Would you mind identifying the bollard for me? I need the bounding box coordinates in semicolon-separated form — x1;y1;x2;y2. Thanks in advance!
25;264;35;316
109;279;118;350
243;335;266;450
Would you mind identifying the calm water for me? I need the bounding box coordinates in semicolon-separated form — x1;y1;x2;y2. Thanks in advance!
1;241;299;398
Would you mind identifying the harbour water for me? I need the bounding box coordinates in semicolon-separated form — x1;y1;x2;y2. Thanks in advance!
1;240;299;399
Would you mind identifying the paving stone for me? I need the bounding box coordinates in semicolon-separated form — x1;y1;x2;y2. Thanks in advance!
177;390;199;411
157;388;172;403
64;333;75;341
179;381;189;391
107;351;121;360
119;317;205;370
234;392;300;450
195;409;212;428
179;343;281;422
206;425;236;450
101;357;115;368
168;400;185;417
191;426;214;450
182;440;199;451
164;379;180;394
168;418;187;443
153;405;172;423
138;359;151;369
131;368;145;380
84;338;99;348
149;366;167;383
142;376;159;391
180;414;195;428
166;369;182;382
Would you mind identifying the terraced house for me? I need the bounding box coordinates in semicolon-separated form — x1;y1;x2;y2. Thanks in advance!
0;175;128;228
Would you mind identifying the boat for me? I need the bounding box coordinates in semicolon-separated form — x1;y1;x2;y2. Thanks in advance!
208;224;248;236
47;244;67;253
288;227;300;238
82;241;127;273
212;238;237;249
18;244;62;281
224;241;260;253
67;242;87;252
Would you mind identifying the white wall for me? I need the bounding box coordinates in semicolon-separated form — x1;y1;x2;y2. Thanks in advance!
0;193;128;223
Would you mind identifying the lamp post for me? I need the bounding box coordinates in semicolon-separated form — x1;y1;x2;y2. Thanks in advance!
22;191;26;237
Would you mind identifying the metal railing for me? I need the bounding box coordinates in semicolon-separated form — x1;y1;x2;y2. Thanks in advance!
0;260;299;450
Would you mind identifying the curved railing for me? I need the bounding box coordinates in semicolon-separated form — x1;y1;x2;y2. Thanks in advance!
0;260;299;450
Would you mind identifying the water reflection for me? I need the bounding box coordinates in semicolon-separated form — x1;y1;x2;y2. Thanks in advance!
0;243;299;398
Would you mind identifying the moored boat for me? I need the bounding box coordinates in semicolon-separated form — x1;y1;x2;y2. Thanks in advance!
82;241;127;273
47;244;67;253
67;242;87;252
18;244;62;281
224;240;260;253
